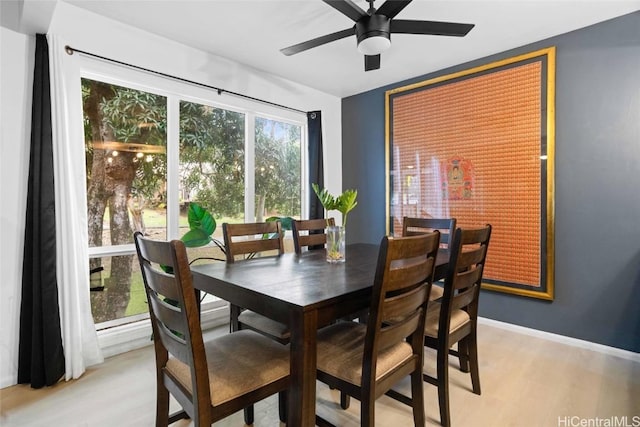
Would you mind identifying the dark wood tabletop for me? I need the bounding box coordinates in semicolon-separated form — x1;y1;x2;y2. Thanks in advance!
191;242;448;426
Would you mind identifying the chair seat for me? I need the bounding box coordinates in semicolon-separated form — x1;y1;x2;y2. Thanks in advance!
424;308;470;338
430;284;444;301
317;321;413;386
166;330;289;406
238;310;290;340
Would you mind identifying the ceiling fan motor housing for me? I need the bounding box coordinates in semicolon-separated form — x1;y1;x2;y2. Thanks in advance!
356;14;391;44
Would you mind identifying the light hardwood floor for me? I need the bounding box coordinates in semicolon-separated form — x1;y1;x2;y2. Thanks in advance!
1;322;638;426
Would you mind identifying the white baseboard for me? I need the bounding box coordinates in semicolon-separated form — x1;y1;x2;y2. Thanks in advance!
478;317;640;363
1;374;15;389
97;305;229;359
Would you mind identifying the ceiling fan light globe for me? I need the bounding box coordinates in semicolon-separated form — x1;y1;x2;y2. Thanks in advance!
357;35;391;55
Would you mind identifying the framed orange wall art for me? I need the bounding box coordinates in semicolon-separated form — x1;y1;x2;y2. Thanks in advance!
385;47;556;300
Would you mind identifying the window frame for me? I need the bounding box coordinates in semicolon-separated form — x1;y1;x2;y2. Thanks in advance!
79;57;308;332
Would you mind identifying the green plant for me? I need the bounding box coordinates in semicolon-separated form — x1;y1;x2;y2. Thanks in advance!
311;183;358;228
163;203;225;276
180;202;226;260
266;215;294;231
180;203;216;247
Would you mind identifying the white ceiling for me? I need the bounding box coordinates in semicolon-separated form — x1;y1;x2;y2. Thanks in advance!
62;0;639;98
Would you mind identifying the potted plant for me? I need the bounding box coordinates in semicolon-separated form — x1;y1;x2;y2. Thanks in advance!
312;183;358;263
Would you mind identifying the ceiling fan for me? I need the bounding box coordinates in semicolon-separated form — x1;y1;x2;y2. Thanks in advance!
280;0;475;71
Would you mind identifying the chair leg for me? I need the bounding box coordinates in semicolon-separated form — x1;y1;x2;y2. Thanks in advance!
340;392;351;410
457;340;470;373
361;394;375;427
410;369;426;426
467;332;481;395
278;391;288;423
244;405;254;425
437;346;451;427
156;381;170;427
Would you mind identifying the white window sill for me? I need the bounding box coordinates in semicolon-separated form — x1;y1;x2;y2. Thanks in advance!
96;304;230;359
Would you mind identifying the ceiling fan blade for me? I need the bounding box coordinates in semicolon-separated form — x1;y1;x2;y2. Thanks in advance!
365;54;381;71
375;0;413;19
280;27;355;56
391;19;474;37
322;0;367;22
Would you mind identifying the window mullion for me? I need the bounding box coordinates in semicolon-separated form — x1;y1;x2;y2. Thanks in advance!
245;112;256;222
167;96;180;239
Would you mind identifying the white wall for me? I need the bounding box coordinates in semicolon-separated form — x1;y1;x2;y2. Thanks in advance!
46;1;342;188
0;2;342;388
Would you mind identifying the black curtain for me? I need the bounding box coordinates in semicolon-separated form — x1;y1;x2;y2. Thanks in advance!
307;111;324;220
18;33;65;388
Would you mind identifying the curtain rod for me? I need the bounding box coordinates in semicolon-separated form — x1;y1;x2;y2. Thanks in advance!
65;45;308;115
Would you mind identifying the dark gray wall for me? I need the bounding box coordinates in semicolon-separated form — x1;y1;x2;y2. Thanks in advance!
342;11;640;352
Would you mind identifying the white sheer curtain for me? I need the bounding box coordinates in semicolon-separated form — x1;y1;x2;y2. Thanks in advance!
48;34;103;380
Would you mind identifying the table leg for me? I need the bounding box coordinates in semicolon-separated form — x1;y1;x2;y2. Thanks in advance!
229;303;242;332
288;309;318;426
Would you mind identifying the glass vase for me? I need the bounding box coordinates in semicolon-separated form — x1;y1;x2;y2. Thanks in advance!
326;225;346;263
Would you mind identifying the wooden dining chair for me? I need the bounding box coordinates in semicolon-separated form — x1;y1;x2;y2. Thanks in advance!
221;221;289;423
291;217;335;254
422;225;492;427
315;231;441;427
402;216;457;301
293;216;363;410
133;231;289;426
402;216;457;249
222;221;288;343
222;221;284;263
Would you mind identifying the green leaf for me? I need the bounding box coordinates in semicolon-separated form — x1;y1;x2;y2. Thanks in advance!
181;228;212;248
312;184;358;227
187;202;216;236
336;189;358;215
312;183;337;211
180;202;216;248
336;189;358;228
267;215;294;231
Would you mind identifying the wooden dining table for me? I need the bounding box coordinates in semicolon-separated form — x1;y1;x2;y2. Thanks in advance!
190;242;449;426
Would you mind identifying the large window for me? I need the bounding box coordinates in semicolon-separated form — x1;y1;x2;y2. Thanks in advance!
82;69;305;329
83;79;167;325
255;117;301;221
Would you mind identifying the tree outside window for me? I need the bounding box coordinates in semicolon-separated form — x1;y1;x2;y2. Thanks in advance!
82;79;302;326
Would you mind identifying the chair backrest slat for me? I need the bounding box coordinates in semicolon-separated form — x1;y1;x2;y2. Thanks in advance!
378;309;423;352
402;217;457;247
453;265;483;291
227;238;282;256
460;226;491;245
146;288;187;340
456;245;487;270
292;218;335;254
451;286;475;312
136;236;176;268
387;256;436;292
223;221;284;263
152;309;191;362
382;284;429;321
142;264;182;301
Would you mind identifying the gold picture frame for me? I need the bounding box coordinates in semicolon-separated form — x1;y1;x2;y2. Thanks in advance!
385;47;555;300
